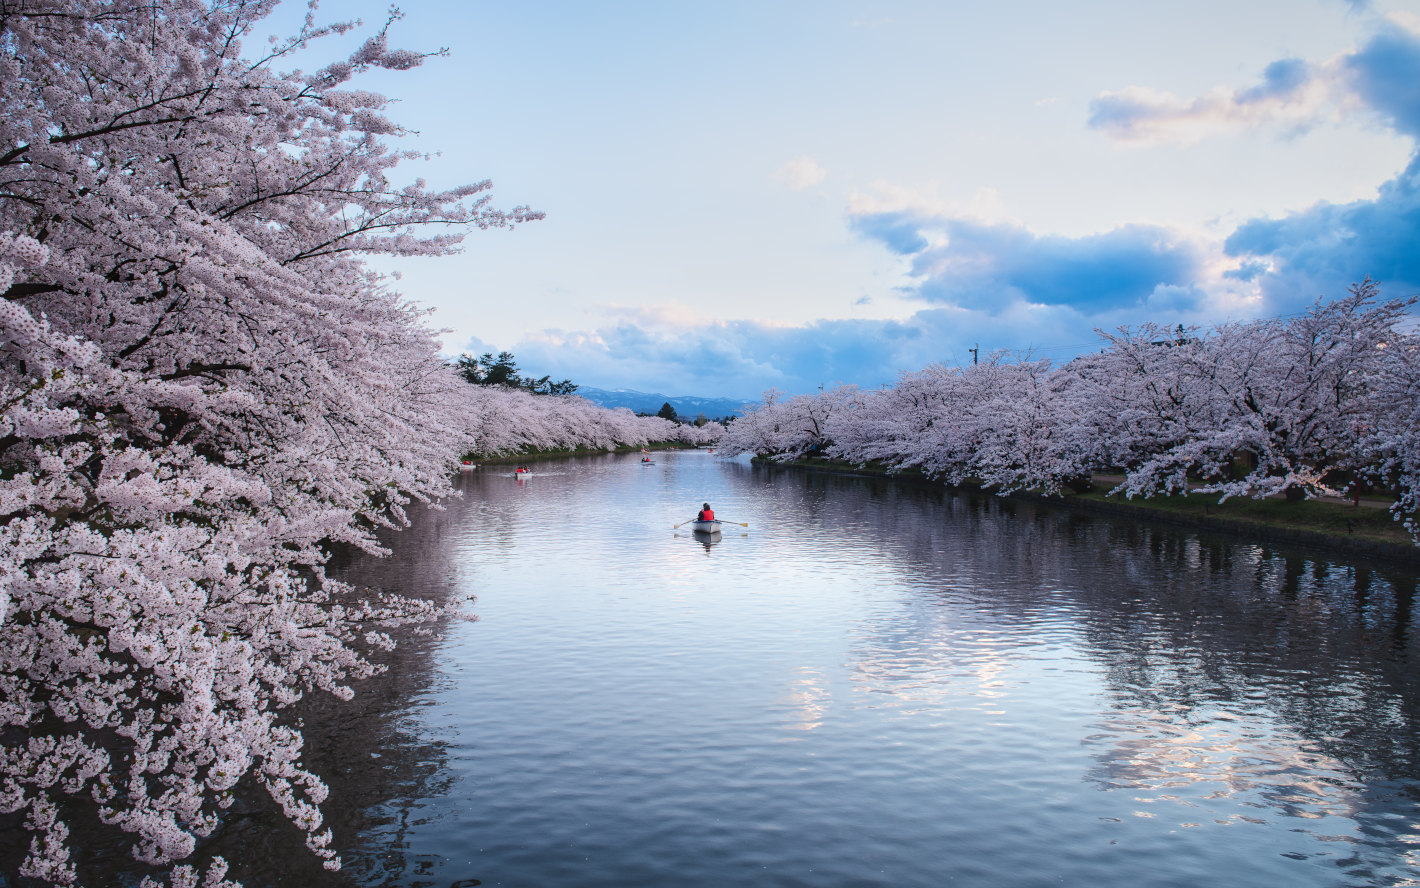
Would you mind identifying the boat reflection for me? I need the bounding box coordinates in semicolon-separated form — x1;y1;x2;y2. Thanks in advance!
675;529;723;553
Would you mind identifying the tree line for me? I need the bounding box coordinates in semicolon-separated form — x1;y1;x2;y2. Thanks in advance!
459;385;724;456
454;350;578;396
721;281;1420;542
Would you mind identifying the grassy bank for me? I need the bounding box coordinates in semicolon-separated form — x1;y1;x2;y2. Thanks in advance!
753;456;1420;566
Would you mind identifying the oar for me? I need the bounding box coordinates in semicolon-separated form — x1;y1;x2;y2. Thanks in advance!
672;518;750;528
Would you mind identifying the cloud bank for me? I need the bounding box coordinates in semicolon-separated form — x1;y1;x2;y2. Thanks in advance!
507;294;1216;402
1218;23;1420;307
850;214;1208;312
1087;57;1320;145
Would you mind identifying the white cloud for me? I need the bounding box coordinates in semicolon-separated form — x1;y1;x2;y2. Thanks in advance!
1385;10;1420;35
1087;61;1340;146
848;181;1018;226
774;155;828;190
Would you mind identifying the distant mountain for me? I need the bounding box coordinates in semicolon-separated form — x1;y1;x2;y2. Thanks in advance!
575;387;754;420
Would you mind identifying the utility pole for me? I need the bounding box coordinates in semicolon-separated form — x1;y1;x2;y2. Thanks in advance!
969;343;978;366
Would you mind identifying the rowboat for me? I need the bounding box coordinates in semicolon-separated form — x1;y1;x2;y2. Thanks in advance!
691;519;722;534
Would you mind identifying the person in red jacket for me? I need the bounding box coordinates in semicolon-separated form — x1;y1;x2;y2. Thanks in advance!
697;503;715;521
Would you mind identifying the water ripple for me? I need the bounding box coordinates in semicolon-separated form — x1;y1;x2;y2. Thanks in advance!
298;453;1420;888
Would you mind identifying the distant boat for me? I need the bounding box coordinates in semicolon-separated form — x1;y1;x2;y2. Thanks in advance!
691;519;721;534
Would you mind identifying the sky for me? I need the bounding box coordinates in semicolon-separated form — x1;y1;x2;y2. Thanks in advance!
264;0;1420;400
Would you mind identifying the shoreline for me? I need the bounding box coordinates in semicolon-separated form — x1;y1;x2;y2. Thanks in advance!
751;456;1420;568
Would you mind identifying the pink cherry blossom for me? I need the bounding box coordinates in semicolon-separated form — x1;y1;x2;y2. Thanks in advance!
0;4;719;876
0;1;664;883
725;279;1419;535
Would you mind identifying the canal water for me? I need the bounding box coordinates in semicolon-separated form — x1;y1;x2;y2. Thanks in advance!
279;452;1420;886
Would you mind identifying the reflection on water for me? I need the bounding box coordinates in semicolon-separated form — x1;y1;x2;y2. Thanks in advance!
23;451;1419;886
0;499;468;888
197;500;472;888
341;454;1420;888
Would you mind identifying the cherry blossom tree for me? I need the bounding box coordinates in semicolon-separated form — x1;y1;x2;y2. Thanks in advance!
1072;324;1205;493
965;357;1095;495
675;419;725;447
1360;322;1420;539
1109;281;1415;503
718;385;860;460
824;357;1093;495
457;385;700;457
716;389;784;458
1;2;540;884
824;365;961;475
726;281;1418;537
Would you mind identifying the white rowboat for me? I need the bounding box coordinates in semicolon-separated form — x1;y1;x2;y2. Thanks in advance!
691;519;722;534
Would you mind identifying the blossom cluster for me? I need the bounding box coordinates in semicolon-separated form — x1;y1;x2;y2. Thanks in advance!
721;281;1420;539
460;386;724;457
0;2;545;885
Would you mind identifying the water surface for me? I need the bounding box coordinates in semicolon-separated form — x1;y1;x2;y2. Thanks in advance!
301;452;1420;887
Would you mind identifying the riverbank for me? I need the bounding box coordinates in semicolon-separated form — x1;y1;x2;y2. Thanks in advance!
752;456;1420;567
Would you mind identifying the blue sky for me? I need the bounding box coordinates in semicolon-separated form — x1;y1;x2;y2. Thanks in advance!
268;0;1420;399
